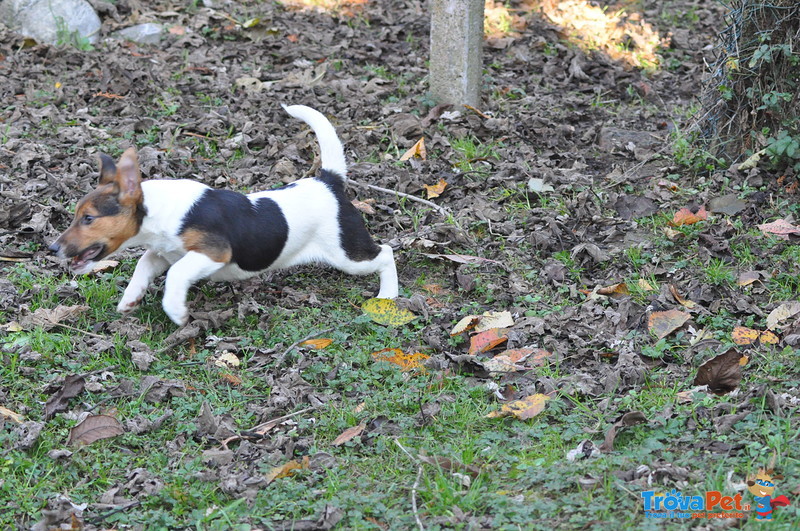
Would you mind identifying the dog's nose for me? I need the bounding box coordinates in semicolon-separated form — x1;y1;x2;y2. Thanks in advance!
48;242;61;255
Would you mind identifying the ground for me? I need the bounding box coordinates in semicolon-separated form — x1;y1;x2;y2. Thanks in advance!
1;0;799;529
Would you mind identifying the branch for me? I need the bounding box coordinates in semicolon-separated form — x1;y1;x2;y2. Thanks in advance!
347;179;450;218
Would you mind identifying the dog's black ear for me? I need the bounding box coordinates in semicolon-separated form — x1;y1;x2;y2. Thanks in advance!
99;153;117;185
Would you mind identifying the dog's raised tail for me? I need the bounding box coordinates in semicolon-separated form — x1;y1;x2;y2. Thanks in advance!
282;104;347;178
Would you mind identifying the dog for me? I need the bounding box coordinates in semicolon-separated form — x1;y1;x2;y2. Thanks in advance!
49;105;399;325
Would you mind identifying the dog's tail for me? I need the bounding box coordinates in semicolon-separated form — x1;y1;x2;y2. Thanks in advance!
282;104;347;178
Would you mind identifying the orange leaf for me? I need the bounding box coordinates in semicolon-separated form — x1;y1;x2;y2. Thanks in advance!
371;348;429;371
300;338;333;349
450;315;480;336
265;456;309;484
399;137;426;161
168;25;186;35
351;198;376;214
669;206;708;226
669;284;697;309
220;373;242;385
647;310;690;339
468;328;508;355
423;179;447;199
331;422;366;446
496;348;553;366
486;394;550;420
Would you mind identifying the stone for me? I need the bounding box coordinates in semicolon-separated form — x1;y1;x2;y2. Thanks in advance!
429;0;484;106
0;0;101;45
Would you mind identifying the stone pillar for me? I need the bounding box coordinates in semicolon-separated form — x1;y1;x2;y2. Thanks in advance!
430;0;484;107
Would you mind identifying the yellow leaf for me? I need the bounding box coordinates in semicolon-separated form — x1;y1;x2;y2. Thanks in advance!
450;315;480;336
474;311;514;333
214;351;240;368
0;406;24;424
362;298;416;326
265;456;309;484
2;321;22;332
669;284;697;309
300;338;333;349
399;137;426;161
732;326;779;346
487;394;550;420
647;310;690;340
637;278;655;291
371;348;429;372
423;179;447;199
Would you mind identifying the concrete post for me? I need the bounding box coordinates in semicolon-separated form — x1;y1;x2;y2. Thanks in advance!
430;0;484;107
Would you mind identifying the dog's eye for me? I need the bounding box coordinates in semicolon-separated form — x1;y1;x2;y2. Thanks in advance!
81;214;96;225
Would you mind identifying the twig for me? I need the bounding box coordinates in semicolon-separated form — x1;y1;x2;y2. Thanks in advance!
273;327;334;367
220;405;317;450
55;323;107;340
346;179;450;218
411;465;425;531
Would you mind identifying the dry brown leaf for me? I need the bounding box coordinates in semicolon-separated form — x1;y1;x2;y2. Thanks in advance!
487;394;549;420
693;349;748;395
468;328;509;355
599;411;648;452
45;374;86;420
647;310;690;340
737;271;761;287
351;199;376;215
20;304;90;331
399;137;426;161
423;179;447;199
331;422;366;446
669;284;697;309
220;373;243;385
90;259;119;273
67;414;124;446
669;206;708;226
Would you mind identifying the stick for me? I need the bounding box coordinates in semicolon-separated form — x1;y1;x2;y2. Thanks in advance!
412;465;425;531
273;327;334;367
346;179;450;218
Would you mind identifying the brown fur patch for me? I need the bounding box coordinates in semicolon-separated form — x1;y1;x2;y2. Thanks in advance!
56;185;142;259
181;228;232;264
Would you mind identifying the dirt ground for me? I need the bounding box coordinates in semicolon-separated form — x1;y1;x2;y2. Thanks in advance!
3;0;800;528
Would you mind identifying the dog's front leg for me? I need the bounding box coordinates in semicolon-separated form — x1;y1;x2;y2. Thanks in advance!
162;251;226;326
117;249;170;314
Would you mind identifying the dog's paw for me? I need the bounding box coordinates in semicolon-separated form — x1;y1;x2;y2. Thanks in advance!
117;296;142;314
162;298;189;326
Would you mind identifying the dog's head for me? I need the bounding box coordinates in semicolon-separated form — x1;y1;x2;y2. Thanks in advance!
50;147;145;274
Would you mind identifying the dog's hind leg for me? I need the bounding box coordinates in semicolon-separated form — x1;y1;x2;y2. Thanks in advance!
162;251;226;326
117;249;170;314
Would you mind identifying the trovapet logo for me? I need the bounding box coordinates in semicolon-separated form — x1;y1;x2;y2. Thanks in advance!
641;489;749;520
747;471;791;520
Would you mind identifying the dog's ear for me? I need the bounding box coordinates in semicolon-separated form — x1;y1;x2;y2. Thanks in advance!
115;147;143;207
98;153;117;185
747;480;756;486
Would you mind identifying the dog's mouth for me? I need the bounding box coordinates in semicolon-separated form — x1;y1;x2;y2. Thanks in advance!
70;244;106;271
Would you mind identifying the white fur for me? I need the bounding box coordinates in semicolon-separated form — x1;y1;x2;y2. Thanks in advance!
109;105;398;325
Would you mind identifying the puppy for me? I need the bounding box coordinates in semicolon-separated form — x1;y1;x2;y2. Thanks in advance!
49;105;399;325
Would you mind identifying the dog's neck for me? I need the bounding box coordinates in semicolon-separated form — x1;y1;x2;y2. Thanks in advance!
123;179;210;253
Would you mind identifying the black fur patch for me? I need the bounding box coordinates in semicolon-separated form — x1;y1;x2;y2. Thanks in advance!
92;193;122;217
317;170;381;262
179;189;288;271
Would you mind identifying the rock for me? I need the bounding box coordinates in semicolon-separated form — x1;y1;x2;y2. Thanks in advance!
111;23;163;45
0;0;101;45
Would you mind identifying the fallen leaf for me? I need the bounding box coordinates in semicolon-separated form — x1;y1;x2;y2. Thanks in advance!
417;452;481;477
399;137;426;161
527;177;555;193
0;406;24;423
637;278;655;291
474;311;514;333
20;305;90;331
220;373;243;385
758;219;800;239
709;194;748;216
694;349;748;395
647;310;690;340
2;321;22;332
423;179;447;199
482;356;526;373
351;198;376;214
168;25;186;35
361;298;416;326
468;328;509;355
371;348;429;371
766;301;800;330
599;411;648;452
45;374;86;420
422;253;503;266
67;414;124;446
91;259;119;273
487;394;549;420
300;338;333;349
732;326;779;346
331;422;366;446
669;284;697;309
737;271;761;287
214;351;240;368
265;456;310;484
669;206;708;226
662;226;682;240
598;282;630;297
450;315;480;336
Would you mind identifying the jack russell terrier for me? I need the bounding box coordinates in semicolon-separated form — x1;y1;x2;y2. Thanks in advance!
49;105;399;325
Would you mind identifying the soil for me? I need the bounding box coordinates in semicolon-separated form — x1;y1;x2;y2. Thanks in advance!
2;0;797;528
